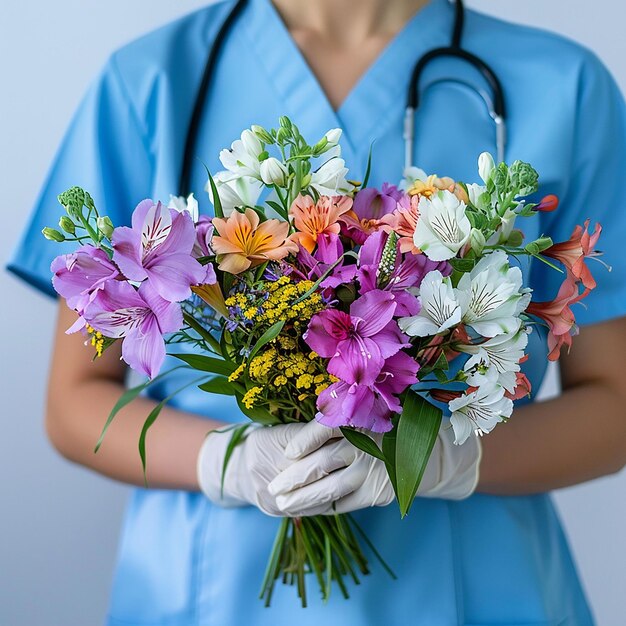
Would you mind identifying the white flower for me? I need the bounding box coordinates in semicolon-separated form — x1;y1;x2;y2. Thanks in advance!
324;128;342;145
219;129;263;179
400;166;429;192
168;193;199;223
398;270;462;337
459;330;529;392
309;157;352;195
466;182;487;208
449;384;513;445
259;157;288;186
413;190;471;261
206;171;263;216
455;250;524;337
478;152;496;184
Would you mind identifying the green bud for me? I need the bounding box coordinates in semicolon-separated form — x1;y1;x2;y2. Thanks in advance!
492;162;510;194
506;229;524;248
58;186;85;216
276;127;289;144
378;232;399;286
251;125;274;144
469;228;486;255
301;173;312;188
509;160;539;197
279;116;292;130
59;216;76;235
97;216;114;239
42;227;66;242
335;283;357;306
525;236;553;255
311;137;329;156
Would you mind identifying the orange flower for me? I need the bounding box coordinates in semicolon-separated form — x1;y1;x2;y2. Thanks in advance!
212;208;298;274
543;220;602;291
408;175;468;203
289;194;353;253
192;282;228;318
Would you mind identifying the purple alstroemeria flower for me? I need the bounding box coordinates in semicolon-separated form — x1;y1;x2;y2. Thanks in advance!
297;233;357;289
340;183;404;245
304;290;409;386
358;231;451;316
83;280;183;379
51;245;119;312
193;215;214;258
112;199;206;303
316;352;420;432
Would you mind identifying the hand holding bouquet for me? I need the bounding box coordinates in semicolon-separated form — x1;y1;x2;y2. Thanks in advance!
44;117;603;606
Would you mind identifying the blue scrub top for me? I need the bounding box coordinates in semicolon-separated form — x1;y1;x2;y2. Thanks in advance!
9;0;626;623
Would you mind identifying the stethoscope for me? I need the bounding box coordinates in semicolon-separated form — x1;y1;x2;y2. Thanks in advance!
179;0;507;195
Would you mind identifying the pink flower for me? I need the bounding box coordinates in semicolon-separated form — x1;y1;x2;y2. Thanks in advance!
316;352;420;433
379;194;421;254
304;290;408;386
543;220;602;291
505;372;532;400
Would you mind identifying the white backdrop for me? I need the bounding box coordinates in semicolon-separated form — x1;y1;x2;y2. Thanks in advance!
1;1;624;624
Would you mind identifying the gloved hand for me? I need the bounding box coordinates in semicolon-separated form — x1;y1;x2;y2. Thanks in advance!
267;420;482;517
197;423;307;516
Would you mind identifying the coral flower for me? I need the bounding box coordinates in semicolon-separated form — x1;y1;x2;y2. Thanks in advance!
380;194;421;254
543;220;602;291
527;277;585;361
212;208;298;274
289;194;353;253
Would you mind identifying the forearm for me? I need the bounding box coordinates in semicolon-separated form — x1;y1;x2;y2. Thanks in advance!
478;379;626;495
47;376;224;490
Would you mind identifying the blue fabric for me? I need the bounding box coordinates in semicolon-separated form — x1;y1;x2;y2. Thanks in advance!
9;0;626;623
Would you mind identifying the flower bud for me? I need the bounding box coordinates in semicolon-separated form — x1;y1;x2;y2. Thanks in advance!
279;116;292;130
469;228;486;255
259;157;288;186
97;216;115;238
324;128;342;145
251;125;274;144
535;194;559;212
301;173;312;188
59;216;76;235
525;236;553;255
311;137;328;156
478;152;496;184
506;229;524;248
42;227;66;242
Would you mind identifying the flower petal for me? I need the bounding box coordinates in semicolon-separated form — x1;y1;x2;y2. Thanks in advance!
112;226;148;282
350;290;396;337
122;318;166;379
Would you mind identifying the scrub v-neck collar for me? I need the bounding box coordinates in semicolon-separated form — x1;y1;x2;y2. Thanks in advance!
242;0;454;163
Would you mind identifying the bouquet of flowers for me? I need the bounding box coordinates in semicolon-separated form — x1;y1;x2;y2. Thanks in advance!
44;116;603;606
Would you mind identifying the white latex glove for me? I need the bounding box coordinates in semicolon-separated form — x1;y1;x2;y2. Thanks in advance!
197;423;307;516
268;420;482;517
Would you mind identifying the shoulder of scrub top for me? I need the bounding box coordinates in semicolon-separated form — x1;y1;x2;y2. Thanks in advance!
106;0;238;129
464;4;616;84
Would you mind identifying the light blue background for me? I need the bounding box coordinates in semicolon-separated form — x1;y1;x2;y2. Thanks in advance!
1;1;624;624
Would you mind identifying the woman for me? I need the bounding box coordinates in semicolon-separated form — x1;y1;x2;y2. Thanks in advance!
9;0;626;623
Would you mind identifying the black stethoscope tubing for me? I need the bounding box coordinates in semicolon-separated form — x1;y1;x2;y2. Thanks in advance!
178;0;506;195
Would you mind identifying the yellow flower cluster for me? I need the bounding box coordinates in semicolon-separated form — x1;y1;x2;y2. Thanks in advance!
260;278;324;326
242;386;263;409
85;324;105;357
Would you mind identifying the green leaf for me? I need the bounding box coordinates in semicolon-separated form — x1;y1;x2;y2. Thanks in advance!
381;420;398;495
94;366;187;452
205;167;224;219
448;257;476;273
219;423;252;496
169;353;236;376
138;376;208;485
182;312;223;355
395;390;443;517
361;142;375;188
340;427;385;462
198;376;236;396
247;320;285;363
